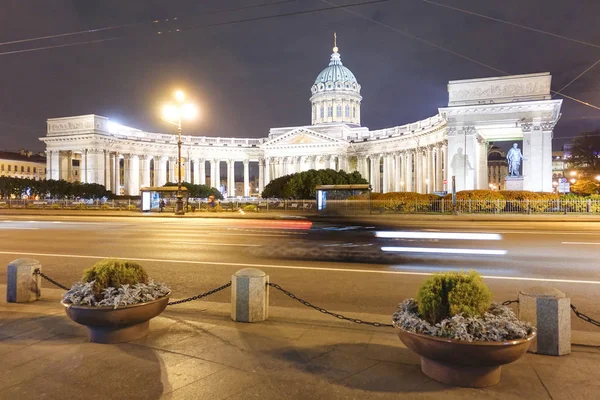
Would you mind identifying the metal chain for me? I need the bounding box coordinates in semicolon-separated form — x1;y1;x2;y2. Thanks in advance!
502;299;519;306
167;282;231;306
268;282;394;327
33;269;69;291
571;304;600;328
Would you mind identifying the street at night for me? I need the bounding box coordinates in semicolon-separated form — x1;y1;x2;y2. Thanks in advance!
1;215;598;332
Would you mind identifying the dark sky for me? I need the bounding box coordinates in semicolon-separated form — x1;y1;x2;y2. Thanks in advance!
1;0;599;153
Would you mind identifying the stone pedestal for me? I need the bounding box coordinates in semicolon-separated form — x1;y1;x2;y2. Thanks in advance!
7;259;42;303
518;287;571;356
504;176;524;191
231;268;269;323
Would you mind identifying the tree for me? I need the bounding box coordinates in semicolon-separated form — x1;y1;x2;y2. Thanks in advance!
569;131;600;172
163;182;223;200
261;169;368;199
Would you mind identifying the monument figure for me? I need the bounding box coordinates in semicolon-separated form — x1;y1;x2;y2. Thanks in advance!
506;143;524;177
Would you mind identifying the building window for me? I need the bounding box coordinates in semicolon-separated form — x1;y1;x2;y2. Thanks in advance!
21;166;24;173
8;165;11;172
45;168;47;174
33;167;36;173
14;165;17;171
27;166;30;173
336;105;342;117
345;105;350;117
0;165;3;171
328;106;333;117
320;106;324;119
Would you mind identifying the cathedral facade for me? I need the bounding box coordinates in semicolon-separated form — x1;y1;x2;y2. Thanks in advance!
41;44;562;196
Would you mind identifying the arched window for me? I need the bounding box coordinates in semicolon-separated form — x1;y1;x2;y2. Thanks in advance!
336;105;342;117
345;105;350;117
328;106;333;117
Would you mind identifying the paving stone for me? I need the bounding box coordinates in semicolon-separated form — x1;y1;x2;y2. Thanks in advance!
162;367;262;400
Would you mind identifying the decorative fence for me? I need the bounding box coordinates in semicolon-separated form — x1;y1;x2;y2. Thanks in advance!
1;198;599;214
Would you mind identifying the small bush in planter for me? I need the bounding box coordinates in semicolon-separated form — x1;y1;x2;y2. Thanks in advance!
243;204;258;212
63;259;169;309
417;270;491;324
394;271;533;341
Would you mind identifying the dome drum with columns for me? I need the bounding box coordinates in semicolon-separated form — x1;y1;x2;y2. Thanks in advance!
41;36;562;196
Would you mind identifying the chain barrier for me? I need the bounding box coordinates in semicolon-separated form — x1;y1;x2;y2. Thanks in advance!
167;282;231;306
502;299;519;306
571;304;600;328
268;282;394;328
33;269;69;291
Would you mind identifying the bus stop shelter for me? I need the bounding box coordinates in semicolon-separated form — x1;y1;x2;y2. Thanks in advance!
140;186;188;212
315;184;372;213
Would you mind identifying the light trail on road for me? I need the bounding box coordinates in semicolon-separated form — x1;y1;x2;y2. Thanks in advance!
1;250;599;285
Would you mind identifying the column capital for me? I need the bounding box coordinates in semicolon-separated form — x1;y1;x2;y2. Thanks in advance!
243;159;250;165
521;123;533;132
540;122;554;131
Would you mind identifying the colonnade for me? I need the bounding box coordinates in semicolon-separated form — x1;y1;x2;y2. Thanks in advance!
47;150;259;197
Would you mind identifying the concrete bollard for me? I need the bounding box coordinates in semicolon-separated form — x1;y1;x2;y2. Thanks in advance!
518;287;571;356
7;259;42;303
231;268;269;323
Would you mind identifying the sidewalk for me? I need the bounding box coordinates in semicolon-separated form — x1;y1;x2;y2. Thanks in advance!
1;286;599;400
2;208;600;223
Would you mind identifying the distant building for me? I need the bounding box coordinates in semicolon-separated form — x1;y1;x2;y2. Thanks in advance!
487;147;508;190
0;150;46;180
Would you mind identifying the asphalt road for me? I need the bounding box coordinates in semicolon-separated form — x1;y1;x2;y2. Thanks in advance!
0;215;599;332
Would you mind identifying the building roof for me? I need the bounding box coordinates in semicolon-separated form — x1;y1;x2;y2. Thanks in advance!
0;151;46;163
314;51;358;86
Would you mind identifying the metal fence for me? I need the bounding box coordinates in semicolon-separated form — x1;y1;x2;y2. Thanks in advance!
1;198;599;214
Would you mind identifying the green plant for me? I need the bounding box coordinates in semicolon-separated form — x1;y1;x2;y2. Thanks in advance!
417;271;492;324
51;203;62;209
75;203;87;210
243;204;258;212
100;203;112;210
126;204;138;211
82;259;149;297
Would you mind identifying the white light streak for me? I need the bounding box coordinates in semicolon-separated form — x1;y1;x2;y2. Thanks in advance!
381;246;507;256
375;231;502;240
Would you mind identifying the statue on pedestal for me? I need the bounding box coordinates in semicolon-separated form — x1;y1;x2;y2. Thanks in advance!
506;143;524;177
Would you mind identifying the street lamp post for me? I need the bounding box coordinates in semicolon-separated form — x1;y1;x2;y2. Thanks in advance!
162;90;197;216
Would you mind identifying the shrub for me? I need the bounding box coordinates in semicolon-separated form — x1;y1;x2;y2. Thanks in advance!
417;271;492;325
243;204;258;212
82;259;149;297
376;192;436;213
126;204;138;211
100;203;112;210
75;203;87;210
444;190;506;213
51;203;62;209
208;204;224;212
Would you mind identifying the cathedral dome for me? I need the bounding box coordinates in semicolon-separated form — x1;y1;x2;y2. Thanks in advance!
310;36;362;126
311;50;360;95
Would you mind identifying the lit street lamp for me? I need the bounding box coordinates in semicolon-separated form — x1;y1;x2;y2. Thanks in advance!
162;90;198;215
596;175;600;182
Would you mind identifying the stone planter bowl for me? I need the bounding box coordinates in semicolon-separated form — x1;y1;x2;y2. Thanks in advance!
396;327;536;387
62;293;170;344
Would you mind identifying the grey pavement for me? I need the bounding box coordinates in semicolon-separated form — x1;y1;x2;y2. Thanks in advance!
1;285;600;400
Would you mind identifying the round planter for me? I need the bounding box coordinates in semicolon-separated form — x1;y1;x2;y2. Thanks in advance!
61;293;170;344
396;326;535;387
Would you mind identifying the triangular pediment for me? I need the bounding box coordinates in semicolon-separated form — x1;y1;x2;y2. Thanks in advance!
263;128;342;147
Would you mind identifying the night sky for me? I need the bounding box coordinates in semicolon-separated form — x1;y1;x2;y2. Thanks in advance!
1;0;599;153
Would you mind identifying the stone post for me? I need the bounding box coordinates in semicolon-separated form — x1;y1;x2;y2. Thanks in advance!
243;159;250;197
7;259;41;303
231;268;269;323
518;287;571;356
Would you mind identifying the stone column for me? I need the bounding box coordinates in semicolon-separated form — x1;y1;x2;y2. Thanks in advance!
209;159;217;188
541;123;554;192
370;155;381;193
427;146;434;193
414;149;422;193
168;157;176;183
122;154;131;195
198;159;206;186
80;149;88;183
258;158;265;192
436;144;443;192
310;156;317;170
264;158;271;186
156;157;167;187
192;158;200;185
104;150;111;191
184;157;191;183
227;160;235;197
141;155;151;188
394;153;402;192
442;140;448;191
48;150;59;180
477;138;488;190
243;159;250;197
382;154;390;193
114;154;121;195
405;150;413;192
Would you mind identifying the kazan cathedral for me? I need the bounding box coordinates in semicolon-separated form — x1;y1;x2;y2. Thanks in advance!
41;40;562;197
